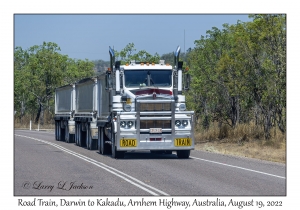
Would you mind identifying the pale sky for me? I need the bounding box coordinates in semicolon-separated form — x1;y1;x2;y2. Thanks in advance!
14;14;250;61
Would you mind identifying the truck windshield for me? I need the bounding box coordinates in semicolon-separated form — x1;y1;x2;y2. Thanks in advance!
124;70;172;87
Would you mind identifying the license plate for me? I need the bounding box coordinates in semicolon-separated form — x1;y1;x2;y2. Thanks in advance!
120;139;137;147
150;128;162;133
174;138;192;146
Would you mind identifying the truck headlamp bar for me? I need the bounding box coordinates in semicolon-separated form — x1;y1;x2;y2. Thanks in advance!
120;121;134;129
175;120;189;127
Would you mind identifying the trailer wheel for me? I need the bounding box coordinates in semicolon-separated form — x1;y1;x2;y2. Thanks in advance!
55;121;59;141
78;123;82;146
176;150;190;159
86;124;91;150
57;121;61;141
65;123;74;143
59;121;65;142
86;124;97;150
78;123;86;147
75;122;78;145
65;124;70;143
69;134;75;143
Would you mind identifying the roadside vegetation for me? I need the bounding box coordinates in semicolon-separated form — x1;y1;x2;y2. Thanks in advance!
194;123;286;163
14;14;286;163
185;14;286;163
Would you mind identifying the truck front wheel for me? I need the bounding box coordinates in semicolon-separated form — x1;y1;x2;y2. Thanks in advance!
111;138;124;159
111;124;124;159
176;150;190;159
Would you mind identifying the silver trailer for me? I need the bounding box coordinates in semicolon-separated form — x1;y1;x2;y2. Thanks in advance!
54;84;76;142
55;46;194;159
73;74;110;150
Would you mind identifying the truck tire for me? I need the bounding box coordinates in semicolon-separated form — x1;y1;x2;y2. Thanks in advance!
78;123;86;148
69;134;75;143
65;124;69;143
86;124;91;150
111;138;124;159
86;123;97;150
75;122;79;145
57;121;61;141
99;127;110;155
59;121;65;141
75;122;81;146
55;121;59;140
176;150;190;159
65;124;73;143
111;124;124;159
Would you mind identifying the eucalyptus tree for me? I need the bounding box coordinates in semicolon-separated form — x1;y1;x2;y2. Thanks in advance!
187;14;286;139
232;14;286;139
115;43;160;64
14;42;95;124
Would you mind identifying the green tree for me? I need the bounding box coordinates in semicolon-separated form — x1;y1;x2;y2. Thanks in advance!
187;14;286;139
115;43;160;64
14;42;95;124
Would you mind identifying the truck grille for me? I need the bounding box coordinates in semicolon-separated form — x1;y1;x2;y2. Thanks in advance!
140;120;171;129
140;103;171;111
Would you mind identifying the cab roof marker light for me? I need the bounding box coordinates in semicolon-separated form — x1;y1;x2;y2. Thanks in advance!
159;60;165;65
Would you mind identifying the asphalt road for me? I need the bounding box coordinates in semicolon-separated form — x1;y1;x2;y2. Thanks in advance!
14;130;286;196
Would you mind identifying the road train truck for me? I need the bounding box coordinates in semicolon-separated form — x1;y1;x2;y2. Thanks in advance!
54;46;194;159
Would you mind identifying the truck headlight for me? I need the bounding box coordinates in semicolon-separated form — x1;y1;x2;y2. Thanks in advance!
120;121;126;128
182;120;188;127
175;120;181;127
127;121;134;128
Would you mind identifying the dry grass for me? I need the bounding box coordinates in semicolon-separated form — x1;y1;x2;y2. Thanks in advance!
194;122;286;163
14;115;55;130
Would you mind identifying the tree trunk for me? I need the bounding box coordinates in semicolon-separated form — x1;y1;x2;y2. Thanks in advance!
276;106;285;134
264;109;272;140
230;96;240;127
35;103;41;124
40;104;44;126
19;100;25;124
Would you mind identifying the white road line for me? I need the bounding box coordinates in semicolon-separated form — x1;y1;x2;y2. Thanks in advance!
15;134;169;196
191;156;285;179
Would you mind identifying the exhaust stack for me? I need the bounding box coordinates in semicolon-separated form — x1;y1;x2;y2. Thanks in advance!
173;46;181;99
